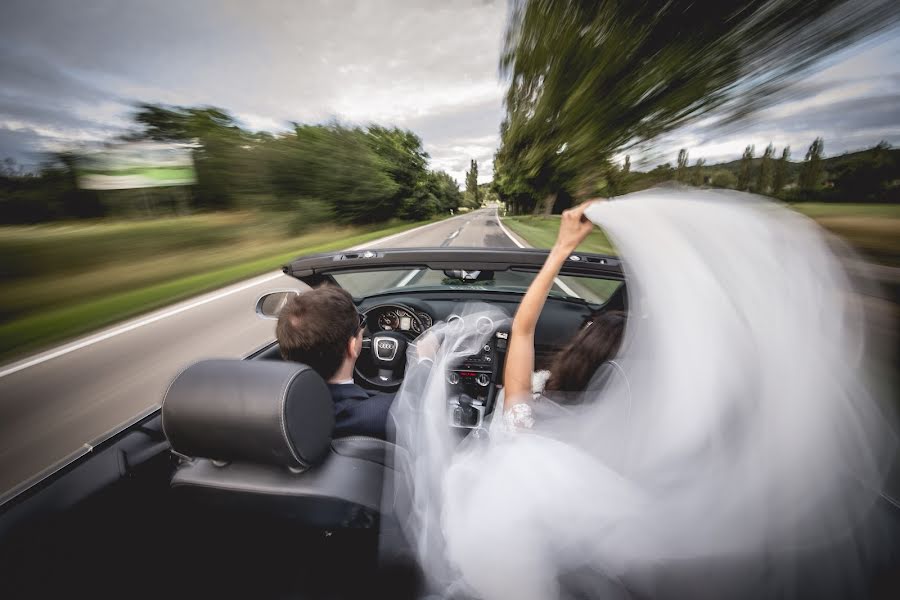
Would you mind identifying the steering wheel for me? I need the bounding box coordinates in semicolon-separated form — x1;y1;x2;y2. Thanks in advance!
354;305;426;390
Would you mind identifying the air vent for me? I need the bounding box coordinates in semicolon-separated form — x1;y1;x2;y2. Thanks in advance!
476;316;494;335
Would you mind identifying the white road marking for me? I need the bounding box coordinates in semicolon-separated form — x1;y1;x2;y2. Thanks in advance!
396;269;421;287
552;276;580;298
346;211;474;250
0;272;286;379
494;209;526;249
494;209;581;299
0;211;483;378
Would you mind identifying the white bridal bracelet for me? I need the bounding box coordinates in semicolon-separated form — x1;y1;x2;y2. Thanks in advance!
504;403;536;430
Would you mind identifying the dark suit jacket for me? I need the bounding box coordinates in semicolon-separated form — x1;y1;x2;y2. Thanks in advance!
327;383;395;440
326;360;432;440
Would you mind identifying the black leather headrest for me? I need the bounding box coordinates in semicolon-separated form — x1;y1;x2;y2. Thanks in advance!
162;359;334;468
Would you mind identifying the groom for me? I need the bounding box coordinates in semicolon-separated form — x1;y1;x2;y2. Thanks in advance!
276;285;397;439
276;284;435;440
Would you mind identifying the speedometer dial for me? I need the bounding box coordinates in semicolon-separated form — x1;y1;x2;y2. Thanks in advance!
412;311;433;333
378;310;399;331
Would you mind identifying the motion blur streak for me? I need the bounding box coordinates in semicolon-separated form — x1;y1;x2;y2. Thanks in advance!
388;189;898;599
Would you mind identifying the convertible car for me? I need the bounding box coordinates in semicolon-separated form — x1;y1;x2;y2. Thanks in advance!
0;247;627;599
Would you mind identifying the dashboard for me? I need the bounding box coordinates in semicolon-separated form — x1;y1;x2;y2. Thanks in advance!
367;305;433;334
356;294;600;430
359;299;517;430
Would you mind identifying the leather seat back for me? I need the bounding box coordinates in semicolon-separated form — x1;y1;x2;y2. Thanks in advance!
162;359;399;528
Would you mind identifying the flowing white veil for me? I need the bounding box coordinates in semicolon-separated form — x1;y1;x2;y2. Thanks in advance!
386;188;898;599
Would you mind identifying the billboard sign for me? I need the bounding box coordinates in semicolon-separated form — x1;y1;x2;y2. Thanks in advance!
77;141;196;190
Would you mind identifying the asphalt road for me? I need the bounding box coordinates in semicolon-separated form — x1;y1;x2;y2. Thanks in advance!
0;207;524;499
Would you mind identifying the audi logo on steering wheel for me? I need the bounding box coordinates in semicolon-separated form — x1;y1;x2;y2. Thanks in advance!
373;336;398;361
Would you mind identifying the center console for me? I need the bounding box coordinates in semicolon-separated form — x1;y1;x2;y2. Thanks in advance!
446;330;508;429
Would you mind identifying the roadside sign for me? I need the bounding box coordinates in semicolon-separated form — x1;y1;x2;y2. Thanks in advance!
76;141;196;190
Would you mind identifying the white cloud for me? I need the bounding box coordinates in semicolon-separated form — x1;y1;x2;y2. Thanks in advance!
640;31;900;168
0;0;507;174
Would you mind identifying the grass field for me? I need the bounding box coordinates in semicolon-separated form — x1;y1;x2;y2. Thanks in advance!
790;203;900;265
503;215;617;255
0;213;443;361
504;203;900;266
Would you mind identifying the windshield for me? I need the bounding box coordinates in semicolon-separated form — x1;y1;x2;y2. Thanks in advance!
332;267;622;305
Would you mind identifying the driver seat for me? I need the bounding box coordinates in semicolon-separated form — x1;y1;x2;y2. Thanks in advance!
161;359;404;529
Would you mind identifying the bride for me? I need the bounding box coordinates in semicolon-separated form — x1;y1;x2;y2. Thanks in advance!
387;188;897;600
501;200;626;431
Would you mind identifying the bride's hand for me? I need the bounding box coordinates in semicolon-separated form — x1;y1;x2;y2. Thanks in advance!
554;200;599;253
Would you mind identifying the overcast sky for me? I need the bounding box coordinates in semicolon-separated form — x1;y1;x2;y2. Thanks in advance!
1;0;899;185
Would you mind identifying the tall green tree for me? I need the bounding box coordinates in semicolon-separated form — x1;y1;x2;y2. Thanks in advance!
773;146;790;195
267;123;400;224
738;145;755;190
757;143;775;194
495;0;896;208
799;137;824;192
365;125;430;215
676;149;689;182
623;155;631;175
465;159;481;207
430;171;463;213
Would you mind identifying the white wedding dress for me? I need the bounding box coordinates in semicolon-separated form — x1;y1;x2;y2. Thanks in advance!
387;188;897;600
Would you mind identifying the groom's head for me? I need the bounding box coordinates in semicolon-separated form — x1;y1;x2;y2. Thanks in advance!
276;285;363;381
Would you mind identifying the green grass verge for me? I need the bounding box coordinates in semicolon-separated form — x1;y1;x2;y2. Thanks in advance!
0;219;440;363
505;204;900;266
503;215;617;254
788;203;900;219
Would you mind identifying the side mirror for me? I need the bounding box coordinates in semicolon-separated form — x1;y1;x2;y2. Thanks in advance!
255;290;300;319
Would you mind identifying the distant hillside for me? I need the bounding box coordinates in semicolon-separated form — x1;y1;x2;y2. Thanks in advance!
626;143;900;203
703;146;900;181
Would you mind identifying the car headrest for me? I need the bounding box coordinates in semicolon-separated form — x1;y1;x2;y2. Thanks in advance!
162;359;334;469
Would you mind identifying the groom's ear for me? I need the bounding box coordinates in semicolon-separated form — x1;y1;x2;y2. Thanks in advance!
348;331;362;360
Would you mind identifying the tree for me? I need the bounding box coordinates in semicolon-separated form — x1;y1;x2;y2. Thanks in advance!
738;145;755;190
772;146;790;195
430;171;463;213
623;155;631;175
465;159;481;207
756;143;774;194
131;104;246;210
830;141;896;202
691;158;706;186
365;126;430;216
495;0;897;208
711;170;738;189
799;137;824;192
676;149;689;182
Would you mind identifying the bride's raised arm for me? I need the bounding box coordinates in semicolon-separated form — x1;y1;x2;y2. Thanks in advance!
503;201;599;409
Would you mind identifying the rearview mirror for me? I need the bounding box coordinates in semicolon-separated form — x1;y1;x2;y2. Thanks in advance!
442;269;493;282
255;290;300;319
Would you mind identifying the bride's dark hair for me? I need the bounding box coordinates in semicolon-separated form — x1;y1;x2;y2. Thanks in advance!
544;310;627;395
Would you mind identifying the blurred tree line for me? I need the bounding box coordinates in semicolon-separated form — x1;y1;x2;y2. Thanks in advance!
0;104;463;226
492;0;899;214
657;139;900;203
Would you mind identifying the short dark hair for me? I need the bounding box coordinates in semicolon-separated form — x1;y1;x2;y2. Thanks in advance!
276;285;359;380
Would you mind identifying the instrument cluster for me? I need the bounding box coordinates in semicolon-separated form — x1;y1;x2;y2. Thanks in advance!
372;306;433;334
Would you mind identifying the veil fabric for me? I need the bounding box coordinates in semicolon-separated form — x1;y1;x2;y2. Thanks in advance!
386;188;897;599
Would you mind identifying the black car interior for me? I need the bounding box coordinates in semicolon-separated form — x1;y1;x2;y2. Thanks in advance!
2;246;896;599
0;279;620;598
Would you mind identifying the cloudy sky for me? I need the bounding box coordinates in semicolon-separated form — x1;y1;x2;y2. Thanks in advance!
1;0;899;184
